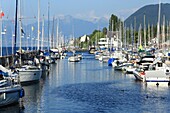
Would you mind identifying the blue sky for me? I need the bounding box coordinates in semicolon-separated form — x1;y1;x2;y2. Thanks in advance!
0;0;170;22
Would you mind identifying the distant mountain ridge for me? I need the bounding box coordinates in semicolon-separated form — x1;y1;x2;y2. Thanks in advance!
1;15;108;47
125;3;170;28
29;15;108;38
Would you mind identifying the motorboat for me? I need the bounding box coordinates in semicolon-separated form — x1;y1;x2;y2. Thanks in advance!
144;60;170;86
133;68;145;81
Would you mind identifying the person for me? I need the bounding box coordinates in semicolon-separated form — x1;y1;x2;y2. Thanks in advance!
34;57;40;66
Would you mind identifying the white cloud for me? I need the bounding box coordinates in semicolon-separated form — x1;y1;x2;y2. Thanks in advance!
74;10;108;22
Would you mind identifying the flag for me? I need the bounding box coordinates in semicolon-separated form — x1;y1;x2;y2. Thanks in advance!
21;27;25;35
32;26;34;31
0;10;4;18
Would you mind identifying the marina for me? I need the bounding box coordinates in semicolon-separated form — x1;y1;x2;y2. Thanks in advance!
1;0;170;113
0;52;170;112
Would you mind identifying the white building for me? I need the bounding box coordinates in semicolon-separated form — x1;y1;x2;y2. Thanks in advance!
80;35;89;42
98;31;122;49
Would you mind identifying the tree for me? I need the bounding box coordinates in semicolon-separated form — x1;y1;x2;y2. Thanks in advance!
109;14;121;31
102;27;107;35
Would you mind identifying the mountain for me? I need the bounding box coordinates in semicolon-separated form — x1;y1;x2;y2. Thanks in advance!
1;15;108;47
27;15;108;38
125;3;170;28
58;15;108;38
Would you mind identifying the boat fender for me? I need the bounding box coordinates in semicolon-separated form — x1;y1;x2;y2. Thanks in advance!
108;58;115;66
168;82;170;86
156;83;159;86
19;88;25;98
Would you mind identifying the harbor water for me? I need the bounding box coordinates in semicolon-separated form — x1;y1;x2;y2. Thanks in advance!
1;52;170;113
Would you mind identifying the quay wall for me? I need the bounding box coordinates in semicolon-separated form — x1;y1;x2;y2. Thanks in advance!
0;51;38;67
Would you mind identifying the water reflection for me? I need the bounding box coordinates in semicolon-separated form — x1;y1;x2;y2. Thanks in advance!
0;104;22;113
1;52;170;112
22;78;45;113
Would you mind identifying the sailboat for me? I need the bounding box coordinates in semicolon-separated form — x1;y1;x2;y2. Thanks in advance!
68;50;80;62
15;0;42;84
68;25;81;62
0;0;24;107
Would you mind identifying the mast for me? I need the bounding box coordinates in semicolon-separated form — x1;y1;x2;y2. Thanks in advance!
167;21;169;51
14;0;18;56
151;24;154;47
134;17;136;48
119;20;122;49
51;16;54;49
56;18;59;48
19;0;22;65
144;15;146;49
138;24;142;50
124;23;126;49
169;21;170;51
148;24;150;46
48;2;50;51
130;24;133;51
37;0;40;50
162;15;165;50
0;12;2;56
41;14;44;50
157;0;161;49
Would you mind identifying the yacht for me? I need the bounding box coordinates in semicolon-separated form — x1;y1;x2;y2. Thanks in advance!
144;60;170;86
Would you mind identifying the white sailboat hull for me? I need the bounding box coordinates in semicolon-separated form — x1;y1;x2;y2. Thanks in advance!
68;56;80;62
18;68;42;83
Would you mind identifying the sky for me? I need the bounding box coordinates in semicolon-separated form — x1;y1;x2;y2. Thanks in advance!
0;0;170;22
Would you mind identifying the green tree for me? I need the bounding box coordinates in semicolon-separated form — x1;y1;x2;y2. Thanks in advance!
102;27;107;35
109;14;121;31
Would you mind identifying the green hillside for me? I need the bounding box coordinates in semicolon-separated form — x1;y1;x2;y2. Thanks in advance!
125;3;170;28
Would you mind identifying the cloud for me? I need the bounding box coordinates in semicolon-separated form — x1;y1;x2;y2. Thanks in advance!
75;10;108;22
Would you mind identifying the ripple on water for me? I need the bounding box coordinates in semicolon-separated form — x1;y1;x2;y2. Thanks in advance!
50;81;170;113
50;82;134;112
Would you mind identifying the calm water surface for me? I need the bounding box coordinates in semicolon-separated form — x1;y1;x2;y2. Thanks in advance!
1;52;170;113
